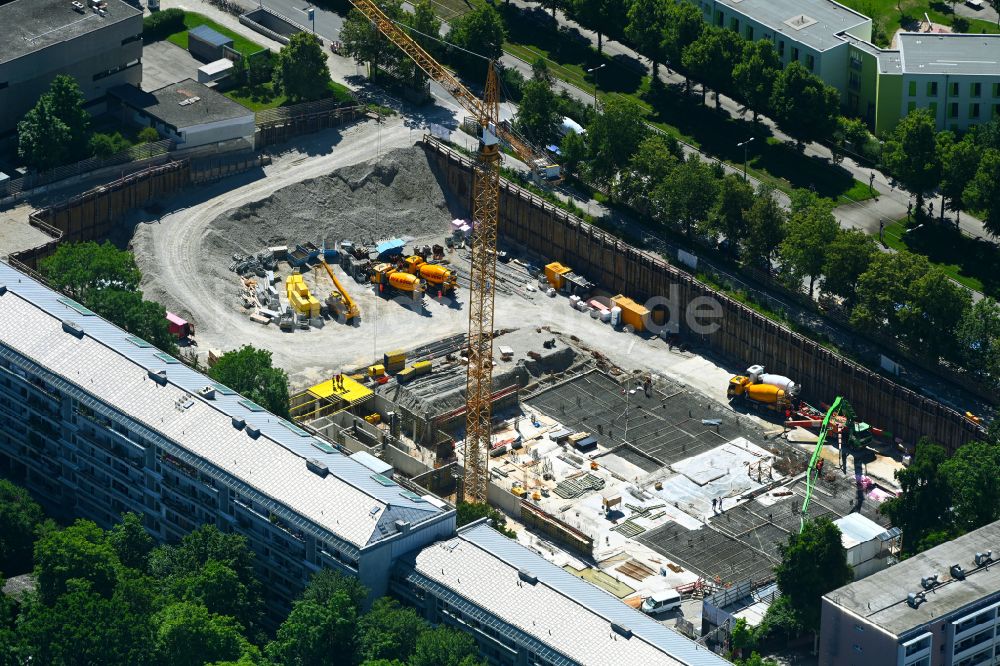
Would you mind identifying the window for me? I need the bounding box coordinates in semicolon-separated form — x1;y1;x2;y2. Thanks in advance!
778;40;785;57
994;104;1000;117
907;101;917;113
121;33;141;46
993;83;1000;97
849;72;860;91
970;103;980;119
929;101;938;115
745;25;754;40
0;81;7;90
715;10;723;26
850;53;862;70
806;54;815;71
909;81;917;96
730;17;739;32
791;47;799;62
971;82;981;97
950;102;959;118
951;82;960;97
928;81;938;96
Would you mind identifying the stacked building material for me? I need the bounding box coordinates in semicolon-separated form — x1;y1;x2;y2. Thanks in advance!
285;275;320;317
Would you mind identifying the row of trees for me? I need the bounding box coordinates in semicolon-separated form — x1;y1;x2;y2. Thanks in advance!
882;110;1000;234
880;427;1000;556
0;489;486;666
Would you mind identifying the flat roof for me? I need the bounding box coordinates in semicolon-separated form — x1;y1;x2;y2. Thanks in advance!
109;78;252;130
0;0;141;65
835;513;888;550
406;522;730;666
189;23;233;47
824;520;1000;638
0;262;449;550
899;33;1000;76
714;0;870;52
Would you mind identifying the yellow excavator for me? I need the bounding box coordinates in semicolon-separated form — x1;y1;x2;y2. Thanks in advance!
320;259;359;322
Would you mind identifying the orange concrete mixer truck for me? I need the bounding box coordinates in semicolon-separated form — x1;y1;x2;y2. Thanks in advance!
727;365;800;413
402;256;458;295
371;262;424;299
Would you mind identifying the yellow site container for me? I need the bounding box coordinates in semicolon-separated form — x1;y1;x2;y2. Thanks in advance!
396;367;415;382
384;350;406;366
368;364;385;378
611;294;650;332
365;413;382;424
544;262;571;290
413;360;432;376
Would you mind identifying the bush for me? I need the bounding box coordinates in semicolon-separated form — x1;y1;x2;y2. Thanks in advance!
136;127;160;144
89;132;132;159
143;8;185;42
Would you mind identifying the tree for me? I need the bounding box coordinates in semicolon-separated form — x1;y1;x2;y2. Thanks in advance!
559;130;587;176
660;156;718;236
821;229;877;304
742;186;787;267
207;346;291;418
455;501;516;538
881;109;941;213
682;26;744;108
707;174;754;251
0;478;44;575
613;133;681;214
662;0;703;94
39;241;141;300
137;127;162;144
769;63;840;149
964;148;1000;236
955;298;1000;385
516;79;560;145
356;597;428;663
168;559;261;632
86;288;178;355
17;98;72;171
342;0;404;80
880;439;954;554
572;0;617;52
586;96;648;182
939;132;981;223
155;602;249;666
733;41;780;124
89;131;132;159
275;32;332;102
852;251;971;360
940;440;1000;533
778;194;839;298
447;5;505;76
266;570;365;665
774;518;852;630
407;0;442;55
34;519;119;604
625;0;667;76
410;626;485;666
46;75;91;160
107;512;154;573
149;525;260;596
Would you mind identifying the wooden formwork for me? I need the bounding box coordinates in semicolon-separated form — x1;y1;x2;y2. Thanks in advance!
421;138;984;454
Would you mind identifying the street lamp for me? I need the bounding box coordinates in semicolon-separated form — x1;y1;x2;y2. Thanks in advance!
736;137;755;182
586;64;606;110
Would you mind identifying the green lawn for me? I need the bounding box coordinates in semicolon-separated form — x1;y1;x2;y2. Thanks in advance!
838;0;1000;46
224;80;354;111
882;218;998;295
166;12;266;56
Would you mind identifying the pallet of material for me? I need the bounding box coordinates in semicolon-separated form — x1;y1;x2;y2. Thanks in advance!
249;313;270;325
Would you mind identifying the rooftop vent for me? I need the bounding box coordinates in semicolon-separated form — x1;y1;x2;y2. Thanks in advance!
0;284;7;296
920;574;939;589
306;458;329;477
950;564;965;580
231;417;245;430
784;14;818;30
611;622;633;639
975;551;993;567
246;425;261;439
198;386;216;400
71;1;85;12
178;96;201;106
62;320;84;339
148;369;168;386
907;591;926;608
518;569;538;585
394;520;411;534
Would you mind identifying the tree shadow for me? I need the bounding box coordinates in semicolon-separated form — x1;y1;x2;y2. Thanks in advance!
898;223;1000;297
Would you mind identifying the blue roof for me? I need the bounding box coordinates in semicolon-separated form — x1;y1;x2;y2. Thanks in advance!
459;522;731;666
188;24;233;47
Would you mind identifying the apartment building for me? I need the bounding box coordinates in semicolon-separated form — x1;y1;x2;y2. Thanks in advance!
819;520;1000;666
0;262;455;614
393;521;731;666
691;0;1000;135
0;0;143;139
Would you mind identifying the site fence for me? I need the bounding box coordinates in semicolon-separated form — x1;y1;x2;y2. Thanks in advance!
421;136;985;453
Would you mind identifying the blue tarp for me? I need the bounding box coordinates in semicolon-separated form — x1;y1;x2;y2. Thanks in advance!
376;239;405;259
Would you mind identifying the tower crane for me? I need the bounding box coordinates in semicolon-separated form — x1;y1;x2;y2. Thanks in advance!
346;0;547;502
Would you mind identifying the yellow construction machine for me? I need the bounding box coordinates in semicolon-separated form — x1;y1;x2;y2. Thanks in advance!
403;256;458;295
319;259;359;322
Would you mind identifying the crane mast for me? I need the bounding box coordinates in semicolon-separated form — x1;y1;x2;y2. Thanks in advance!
347;0;524;502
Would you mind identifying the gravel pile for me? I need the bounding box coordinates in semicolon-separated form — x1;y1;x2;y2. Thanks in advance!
207;147;460;258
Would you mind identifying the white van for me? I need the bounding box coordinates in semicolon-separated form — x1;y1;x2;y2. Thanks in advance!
641;589;682;615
